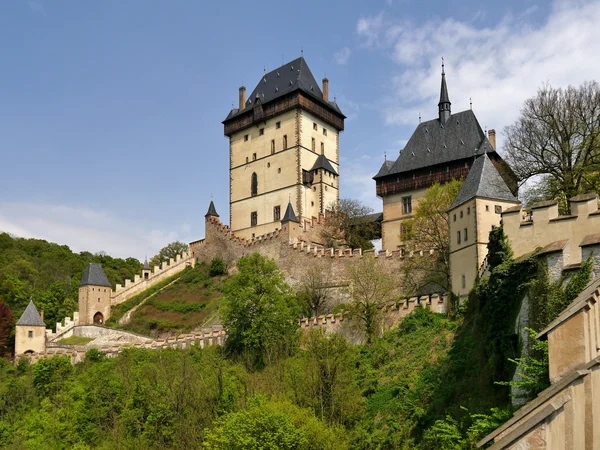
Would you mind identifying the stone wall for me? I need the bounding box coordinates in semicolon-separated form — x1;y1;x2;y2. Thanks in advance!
190;215;441;309
111;251;195;305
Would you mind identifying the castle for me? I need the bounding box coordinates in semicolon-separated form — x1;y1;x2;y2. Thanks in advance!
13;56;600;363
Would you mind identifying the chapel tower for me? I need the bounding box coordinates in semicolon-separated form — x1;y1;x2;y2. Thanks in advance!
223;57;345;239
15;300;46;355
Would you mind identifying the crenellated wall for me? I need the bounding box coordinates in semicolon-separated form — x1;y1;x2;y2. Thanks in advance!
46;312;80;342
110;251;195;305
502;194;600;266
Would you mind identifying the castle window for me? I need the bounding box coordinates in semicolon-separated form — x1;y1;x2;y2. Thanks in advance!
495;205;502;214
311;201;314;206
246;156;249;164
274;205;281;221
267;162;270;168
283;135;288;148
461;275;466;289
302;169;314;185
28;331;33;338
323;128;327;136
276;121;281;129
250;211;257;227
98;298;101;302
252;153;257;161
251;172;258;196
457;231;461;244
244;134;248;141
321;142;324;154
144;272;149;280
402;196;412;214
271;140;275;154
278;168;281;173
486;205;489;212
463;228;468;242
453;214;456;222
313;122;317;130
259;128;264;136
467;207;470;215
312;138;315;152
460;211;463;218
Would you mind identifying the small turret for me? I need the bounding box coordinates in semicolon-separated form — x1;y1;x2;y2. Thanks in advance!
15;300;46;355
205;200;219;219
280;201;301;240
142;257;151;280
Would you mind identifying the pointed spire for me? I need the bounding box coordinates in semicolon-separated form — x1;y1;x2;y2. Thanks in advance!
143;257;150;271
16;300;46;327
205;200;219;218
281;201;299;223
438;57;451;122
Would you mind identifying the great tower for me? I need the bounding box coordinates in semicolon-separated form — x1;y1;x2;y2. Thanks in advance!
223;57;345;239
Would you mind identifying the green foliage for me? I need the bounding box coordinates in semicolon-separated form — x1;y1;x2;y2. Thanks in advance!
486;226;513;270
496;328;549;399
32;356;73;397
0;232;141;337
209;257;226;277
222;253;300;368
0;300;14;359
147;299;206;314
149;241;189;268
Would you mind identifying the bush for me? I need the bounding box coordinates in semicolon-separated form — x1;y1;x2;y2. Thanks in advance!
209;257;226;277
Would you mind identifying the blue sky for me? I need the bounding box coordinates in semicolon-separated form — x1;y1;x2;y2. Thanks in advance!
1;0;599;259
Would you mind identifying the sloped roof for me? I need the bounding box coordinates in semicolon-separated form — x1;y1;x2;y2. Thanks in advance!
439;67;450;106
450;154;519;209
375;109;495;178
143;258;150;271
16;300;45;327
281;202;299;223
374;160;395;179
80;263;112;288
205;200;219;218
310;154;339;176
224;57;344;122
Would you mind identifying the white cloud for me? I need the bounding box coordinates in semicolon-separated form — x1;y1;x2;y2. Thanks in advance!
357;0;600;150
0;202;196;260
334;47;352;65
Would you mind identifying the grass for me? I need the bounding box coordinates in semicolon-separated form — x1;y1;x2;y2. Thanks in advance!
58;336;94;345
119;263;229;336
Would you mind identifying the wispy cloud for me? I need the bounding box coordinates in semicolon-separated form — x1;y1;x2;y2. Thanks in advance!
0;202;195;260
334;47;352;65
356;0;600;149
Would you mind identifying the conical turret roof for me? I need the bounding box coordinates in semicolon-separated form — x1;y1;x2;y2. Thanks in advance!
281;201;299;223
205;200;219;218
80;263;112;288
16;300;46;327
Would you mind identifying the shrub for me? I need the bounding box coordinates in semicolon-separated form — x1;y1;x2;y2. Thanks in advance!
209;257;226;277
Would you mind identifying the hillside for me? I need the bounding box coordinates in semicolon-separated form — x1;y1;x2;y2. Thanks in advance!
0;232;142;355
115;263;228;336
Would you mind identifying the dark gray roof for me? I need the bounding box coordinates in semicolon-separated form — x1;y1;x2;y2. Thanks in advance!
224;57;344;121
374;160;395;178
80;263;112;288
310;154;339;176
450;154;518;209
143;258;150;271
281;202;299;223
205;200;219;218
439;67;450;107
16;300;45;327
375;109;495;178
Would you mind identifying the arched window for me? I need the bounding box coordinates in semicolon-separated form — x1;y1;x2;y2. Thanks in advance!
251;172;258;196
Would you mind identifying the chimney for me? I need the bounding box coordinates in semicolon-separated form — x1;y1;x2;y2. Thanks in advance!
322;78;329;101
239;86;246;110
488;129;496;150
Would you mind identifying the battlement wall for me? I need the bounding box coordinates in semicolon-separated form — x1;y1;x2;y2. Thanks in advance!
502;194;600;266
46;312;80;342
19;328;227;365
111;251;195;305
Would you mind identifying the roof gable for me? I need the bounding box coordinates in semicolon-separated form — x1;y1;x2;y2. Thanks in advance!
16;300;45;327
80;263;112;288
380;110;493;177
281;202;299;223
450;154;518;209
310;154;339;176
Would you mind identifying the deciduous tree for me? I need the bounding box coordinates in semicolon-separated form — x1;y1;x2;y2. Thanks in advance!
320;199;378;250
504;81;600;209
150;241;189;268
297;261;333;317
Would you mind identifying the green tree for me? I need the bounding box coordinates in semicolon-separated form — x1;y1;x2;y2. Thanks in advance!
222;253;300;368
346;257;395;344
401;180;463;294
504;81;600;210
149;241;189;268
209;257;226;276
486;225;513;270
320;199;378;250
297;261;333;317
0;300;14;359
